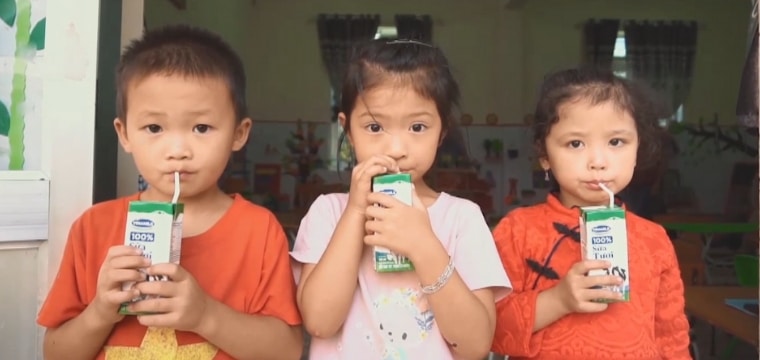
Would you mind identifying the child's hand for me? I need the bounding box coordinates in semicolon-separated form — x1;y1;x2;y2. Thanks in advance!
346;155;398;216
93;245;151;324
553;260;624;313
364;188;434;259
128;263;211;333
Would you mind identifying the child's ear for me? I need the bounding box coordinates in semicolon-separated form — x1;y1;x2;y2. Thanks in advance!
539;157;550;171
113;118;131;153
232;117;253;151
338;112;352;146
438;129;448;146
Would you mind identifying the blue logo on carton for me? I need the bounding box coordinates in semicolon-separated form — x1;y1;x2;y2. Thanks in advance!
379;188;397;196
132;219;154;228
591;236;613;244
591;225;611;233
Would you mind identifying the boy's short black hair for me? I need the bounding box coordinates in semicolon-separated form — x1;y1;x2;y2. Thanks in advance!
116;24;248;122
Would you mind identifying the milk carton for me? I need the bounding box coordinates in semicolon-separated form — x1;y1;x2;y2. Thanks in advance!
119;174;184;315
579;204;630;302
372;173;414;273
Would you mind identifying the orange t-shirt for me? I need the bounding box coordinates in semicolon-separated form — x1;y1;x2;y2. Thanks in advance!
38;193;301;360
491;194;691;360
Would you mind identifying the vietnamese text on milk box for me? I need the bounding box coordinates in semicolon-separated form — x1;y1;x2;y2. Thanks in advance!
580;205;630;302
119;201;184;315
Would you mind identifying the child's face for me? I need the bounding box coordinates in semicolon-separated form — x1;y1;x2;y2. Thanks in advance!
341;84;442;184
540;99;638;208
114;74;251;201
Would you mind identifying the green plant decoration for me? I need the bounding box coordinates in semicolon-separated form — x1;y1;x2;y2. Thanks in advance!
3;0;45;170
0;0;16;27
29;16;45;50
0;101;9;136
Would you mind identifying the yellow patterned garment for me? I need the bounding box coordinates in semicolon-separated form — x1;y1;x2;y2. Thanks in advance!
104;327;218;360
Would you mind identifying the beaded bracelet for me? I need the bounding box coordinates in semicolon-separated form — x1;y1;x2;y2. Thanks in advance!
420;257;455;294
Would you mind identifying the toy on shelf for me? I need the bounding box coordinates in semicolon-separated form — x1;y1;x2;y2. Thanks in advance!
483;139;504;161
282;119;326;183
485;113;499;125
504;178;519;205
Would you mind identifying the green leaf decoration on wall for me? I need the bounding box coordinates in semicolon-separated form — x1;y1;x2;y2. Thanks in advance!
29;17;45;50
9;0;31;169
0;101;9;136
0;0;15;27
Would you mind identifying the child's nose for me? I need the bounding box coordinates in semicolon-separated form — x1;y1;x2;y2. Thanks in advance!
165;135;192;160
385;135;407;160
587;148;608;171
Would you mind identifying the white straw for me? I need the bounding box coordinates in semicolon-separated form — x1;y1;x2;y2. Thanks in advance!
598;182;614;208
171;171;180;204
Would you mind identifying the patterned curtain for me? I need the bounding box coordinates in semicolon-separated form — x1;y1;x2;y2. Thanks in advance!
394;14;433;42
582;19;621;70
624;20;698;118
317;14;380;121
736;0;758;128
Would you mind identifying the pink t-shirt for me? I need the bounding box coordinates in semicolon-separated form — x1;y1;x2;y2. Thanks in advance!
291;192;512;360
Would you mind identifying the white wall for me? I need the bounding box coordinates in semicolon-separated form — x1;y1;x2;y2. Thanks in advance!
0;0;101;358
145;0;515;124
144;0;749;125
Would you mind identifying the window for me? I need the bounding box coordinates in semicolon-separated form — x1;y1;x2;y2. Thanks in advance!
374;25;398;40
612;29;627;79
612;28;683;126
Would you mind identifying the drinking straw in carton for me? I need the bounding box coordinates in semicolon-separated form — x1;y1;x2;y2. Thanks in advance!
579;182;630;302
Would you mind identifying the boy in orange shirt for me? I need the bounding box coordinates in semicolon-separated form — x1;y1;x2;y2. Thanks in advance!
37;25;302;360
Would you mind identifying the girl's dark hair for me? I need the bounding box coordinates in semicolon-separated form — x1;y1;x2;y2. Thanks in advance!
533;67;666;179
337;39;461;162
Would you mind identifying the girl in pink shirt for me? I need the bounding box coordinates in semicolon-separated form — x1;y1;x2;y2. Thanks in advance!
290;39;512;360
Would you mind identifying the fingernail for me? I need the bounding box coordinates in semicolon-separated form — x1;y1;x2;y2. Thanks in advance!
382;167;388;173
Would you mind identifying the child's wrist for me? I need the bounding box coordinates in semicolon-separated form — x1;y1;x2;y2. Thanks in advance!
543;286;572;316
194;296;220;338
407;232;443;265
85;299;119;329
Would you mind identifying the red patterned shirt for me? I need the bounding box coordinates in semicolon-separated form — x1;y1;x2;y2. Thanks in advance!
491;194;690;360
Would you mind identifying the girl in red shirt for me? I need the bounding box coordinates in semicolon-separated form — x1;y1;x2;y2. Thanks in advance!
491;68;691;360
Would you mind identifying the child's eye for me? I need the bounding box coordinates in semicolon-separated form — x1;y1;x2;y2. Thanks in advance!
145;124;162;134
194;124;211;133
609;138;625;147
568;140;583;149
410;123;427;132
367;123;382;133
